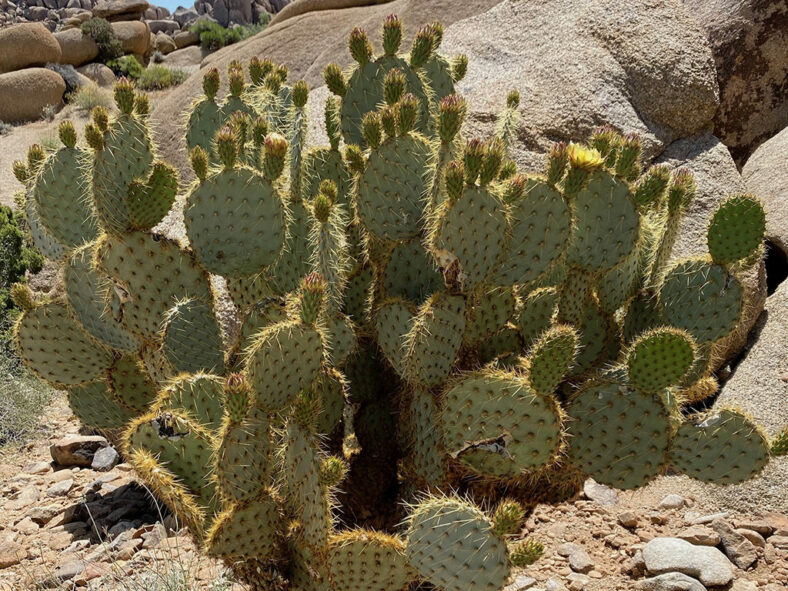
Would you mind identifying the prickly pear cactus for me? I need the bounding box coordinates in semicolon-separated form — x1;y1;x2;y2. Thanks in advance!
11;15;775;591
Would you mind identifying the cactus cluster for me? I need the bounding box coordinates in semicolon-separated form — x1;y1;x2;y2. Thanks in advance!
10;16;777;591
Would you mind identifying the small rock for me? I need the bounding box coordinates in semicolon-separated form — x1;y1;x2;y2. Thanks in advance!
582;479;617;506
635;572;706;591
50;434;108;467
730;581;758;591
677;526;720;546
140;522;167;548
15;484;40;505
115;538;143;560
507;575;537;590
27;504;61;525
768;535;788;549
0;542;25;568
91;446;119;471
642;537;733;587
50;469;74;483
689;512;728;525
545;578;568;591
24;460;52;474
14;516;39;535
735;520;773;537
712;518;758;569
760;512;788;533
567;573;590;591
618;511;639;528
736;528;766;548
52;559;84;582
46;478;74;497
558;542;594;574
658;494;685;510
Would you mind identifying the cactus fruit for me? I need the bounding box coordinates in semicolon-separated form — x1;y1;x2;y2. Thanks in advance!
12;17;773;591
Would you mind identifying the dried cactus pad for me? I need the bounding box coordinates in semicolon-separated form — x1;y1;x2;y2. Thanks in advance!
669;409;770;484
406;497;509;591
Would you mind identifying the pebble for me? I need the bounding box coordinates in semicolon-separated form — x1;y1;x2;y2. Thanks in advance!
635;572;706;591
618;511;639;528
676;526;720;546
658;495;685;510
583;479;618;506
768;535;788;549
736;528;766;548
45;478;73;497
91;446;120;471
545;578;568;591
507;575;537;590
557;542;595;574
730;581;758;591
642;537;733;586
23;461;52;475
711;518;758;569
0;542;25;568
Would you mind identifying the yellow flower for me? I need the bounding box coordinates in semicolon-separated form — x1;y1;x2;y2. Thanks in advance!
567;143;604;171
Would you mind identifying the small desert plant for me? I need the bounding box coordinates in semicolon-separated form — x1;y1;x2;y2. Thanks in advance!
151;50;166;64
0;358;53;446
81;17;123;62
137;65;189;91
190;20;267;51
0;121;12;135
68;83;114;112
107;55;144;80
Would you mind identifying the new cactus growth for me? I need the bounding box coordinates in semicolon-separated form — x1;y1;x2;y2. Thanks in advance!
11;16;773;591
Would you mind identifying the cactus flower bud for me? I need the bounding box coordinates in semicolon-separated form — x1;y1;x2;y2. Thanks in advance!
445;160;465;202
26;144;46;171
345;144;365;175
84;123;104;151
12;161;29;184
502;173;527;203
10;283;34;312
251;117;269;148
349;27;373;65
228;68;245;98
248;56;274;85
430;21;444;50
509;538;544;567
480;138;505;185
362;112;382;148
633;164;671;208
292;80;309;108
264;72;282;94
263;133;288;181
319;179;338;203
451;54;469;82
203;67;220;99
666;168;696;213
91;105;109;132
564;143;603;197
546;141;568;186
589;124;618;161
189;146;209;181
299;272;324;325
319;456;348;487
506;89;521;109
114;78;136;114
463;138;485;185
313;193;332;223
615;132;642;180
230;111;250;147
323;62;347;97
383;68;406;106
438;94;466;143
397;93;419;134
409;25;433;68
382;14;403;55
58;120;77;148
498;160;517;181
135;92;150;116
380;105;397;139
491;500;525;537
275;64;288;82
215;125;238;170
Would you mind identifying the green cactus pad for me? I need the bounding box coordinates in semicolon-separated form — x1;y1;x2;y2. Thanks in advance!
596;249;640;314
32;146;98;250
571;296;613;375
68;380;137;430
707;195;765;265
422;54;456;102
15;301;113;386
125;411;217;510
185;167;286;277
430;185;508;289
314;368;347;435
302;147;351;205
162;298;225;375
205;492;280;558
525;325;579;396
91;116;154;233
215;405;272;502
156;373;225;431
627;328;696;393
281;420;331;548
567;381;671;489
356;134;432;241
95;231;212;341
342;265;373;325
405;496;510;591
464;287;515;345
401;385;447;485
622;294;667;344
669;409;769;484
517;287;558;347
269;200;313;296
226;274;274;312
328;530;412;591
568;170;639;272
108;354;157;413
495;178;571;285
245;321;323;412
25;192;68;260
403;292;466;387
64;244;140;353
324;313;356;367
186;99;224;157
378;238;443;303
442;370;563;477
139;341;175;387
375;298;415;376
659;258;742;343
126;162;178;231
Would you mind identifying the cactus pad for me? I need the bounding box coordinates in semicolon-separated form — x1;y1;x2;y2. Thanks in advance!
517;287;558;347
707;194;765;265
375;298;414;375
108;354;157;413
379;238;443;303
156;374;225;431
327;530;412;591
215;404;272;501
205;493;281;558
524;325;578;396
162;298;225;375
68;381;137;430
626;328;696;393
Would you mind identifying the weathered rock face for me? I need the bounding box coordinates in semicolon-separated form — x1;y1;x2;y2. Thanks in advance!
92;0;148;21
0;67;65;121
111;19;149;55
683;0;788;165
642;537;733;587
152;30;175;53
76;61;114;85
742;125;788;255
0;22;62;73
54;27;98;65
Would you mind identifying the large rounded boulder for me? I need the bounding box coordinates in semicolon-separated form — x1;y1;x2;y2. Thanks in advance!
54;28;100;67
0;68;66;122
0;23;62;74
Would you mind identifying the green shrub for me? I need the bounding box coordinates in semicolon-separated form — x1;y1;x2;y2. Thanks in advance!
0;357;53;446
68;82;114;111
190;20;268;51
107;55;144;80
137;65;189;91
81;17;123;62
0;121;12;136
